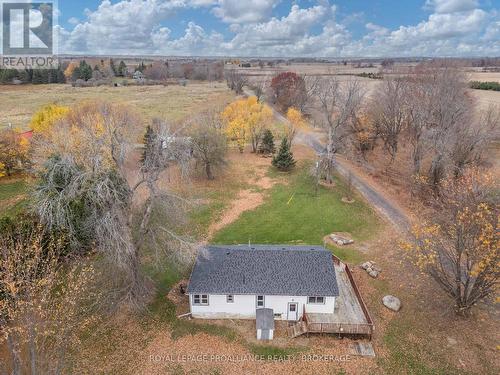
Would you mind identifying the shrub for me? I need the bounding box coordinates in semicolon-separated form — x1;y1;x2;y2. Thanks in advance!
469;81;500;91
259;129;275;155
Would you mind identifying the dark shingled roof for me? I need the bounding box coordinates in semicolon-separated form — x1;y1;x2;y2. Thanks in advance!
256;308;275;330
187;245;339;296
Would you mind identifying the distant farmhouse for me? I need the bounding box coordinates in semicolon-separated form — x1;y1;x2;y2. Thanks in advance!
187;245;374;340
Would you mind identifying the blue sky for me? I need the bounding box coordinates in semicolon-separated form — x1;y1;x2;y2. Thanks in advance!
54;0;500;57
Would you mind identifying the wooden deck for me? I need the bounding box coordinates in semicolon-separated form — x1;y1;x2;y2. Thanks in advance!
289;257;374;339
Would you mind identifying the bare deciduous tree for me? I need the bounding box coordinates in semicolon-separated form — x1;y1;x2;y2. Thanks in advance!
448;106;500;178
370;77;408;165
189;110;228;180
423;64;473;188
310;77;364;183
404;73;434;176
144;61;169;81
249;75;271;103
225;69;247;94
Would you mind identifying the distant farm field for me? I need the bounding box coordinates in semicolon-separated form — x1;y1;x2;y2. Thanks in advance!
471;89;500;109
0;82;234;130
468;71;500;83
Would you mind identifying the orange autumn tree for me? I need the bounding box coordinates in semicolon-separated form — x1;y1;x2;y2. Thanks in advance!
402;170;499;315
0;128;29;177
64;61;79;81
222;96;273;153
285;107;308;146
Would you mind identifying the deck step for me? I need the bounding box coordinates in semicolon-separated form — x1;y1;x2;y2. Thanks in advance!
288;321;308;338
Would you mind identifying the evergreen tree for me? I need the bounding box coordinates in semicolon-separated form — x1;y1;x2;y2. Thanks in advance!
57;67;66;83
141;125;157;165
136;62;146;73
31;70;44;84
109;59;117;76
259;129;275;155
272;137;296;171
71;67;81;81
18;69;30;83
78;60;92;81
118;61;127;77
0;68;18;83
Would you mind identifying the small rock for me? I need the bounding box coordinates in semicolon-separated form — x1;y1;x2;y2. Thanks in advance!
369;270;379;278
382;295;401;312
336;240;344;246
371;264;382;273
447;337;457;346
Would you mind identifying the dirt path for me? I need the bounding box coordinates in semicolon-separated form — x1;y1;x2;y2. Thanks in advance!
206;156;282;239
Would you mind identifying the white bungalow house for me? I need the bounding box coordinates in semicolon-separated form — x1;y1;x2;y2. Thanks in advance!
187;245;339;321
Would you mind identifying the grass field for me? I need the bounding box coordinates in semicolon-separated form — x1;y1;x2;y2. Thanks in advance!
213;163;380;247
0;178;29;218
0;82;233;130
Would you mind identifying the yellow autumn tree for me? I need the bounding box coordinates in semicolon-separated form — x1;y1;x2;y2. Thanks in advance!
222;96;273;153
285;107;308;146
30;104;70;135
402;170;499;315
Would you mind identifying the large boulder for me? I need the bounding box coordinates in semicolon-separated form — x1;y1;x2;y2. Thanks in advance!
382;295;401;312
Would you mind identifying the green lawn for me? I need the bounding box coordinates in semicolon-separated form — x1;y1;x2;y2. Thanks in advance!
0;178;30;218
213;163;380;247
0;179;27;200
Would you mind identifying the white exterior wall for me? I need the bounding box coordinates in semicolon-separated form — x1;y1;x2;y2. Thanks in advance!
189;294;335;320
257;329;274;340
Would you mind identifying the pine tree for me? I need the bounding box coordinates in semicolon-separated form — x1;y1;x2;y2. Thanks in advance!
272;137;296;171
259;129;275;155
118;61;127;77
136;62;146;73
141;125;156;165
109;59;117;76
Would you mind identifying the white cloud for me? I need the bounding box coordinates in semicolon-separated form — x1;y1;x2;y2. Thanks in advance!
212;0;280;23
425;0;478;14
68;17;80;25
57;0;500;57
59;0;192;54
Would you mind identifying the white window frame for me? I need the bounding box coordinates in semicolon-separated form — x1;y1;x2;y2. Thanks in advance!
226;295;234;303
193;294;209;306
256;295;265;308
308;296;325;304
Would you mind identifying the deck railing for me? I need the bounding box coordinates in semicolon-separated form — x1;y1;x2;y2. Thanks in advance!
303;255;375;338
306;322;373;335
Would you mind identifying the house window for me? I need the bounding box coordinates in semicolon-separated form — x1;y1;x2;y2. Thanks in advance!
256;295;265;308
308;296;325;304
193;294;209;306
227;295;234;303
